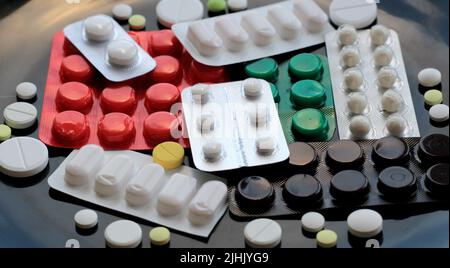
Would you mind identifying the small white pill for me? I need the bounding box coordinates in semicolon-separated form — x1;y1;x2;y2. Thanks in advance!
65;144;105;186
105;220;142;248
95;155;135;197
370;25;390;46
215;18;249;52
343;68;364;91
107;40;138;66
301;212;325;233
227;0;247;11
374;45;394;67
196;114;215;134
241;12;276;47
337;24;358;46
347;92;368;115
418;68;442;87
16;82;37;100
125;164;165;207
157;173;197;216
267;6;302;40
243;78;263;98
244;219;282;248
377;66;398;89
191;84;210;104
381;89;403;113
156;0;204;28
293;0;328;33
256;136;276;155
248;105;269;127
202;142;223;161
188;22;223;56
349;115;371;138
112;4;133;21
3;102;37;129
341;46;360;68
74;209;98;229
386;114;407;136
347;209;383;238
429;104;449;122
188;180;228;225
84;15;114;42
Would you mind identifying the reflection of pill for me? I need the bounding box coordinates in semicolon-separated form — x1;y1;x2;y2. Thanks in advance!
349;115;371;138
241;12;276;46
16;82;37;100
188;180;227;225
370;25;390;46
418;68;441;87
290;80;326;109
429;104;449;122
293;0;328;33
188;22;223;56
74;209;98;229
267;6;302;40
347;209;383;238
65;144;105;186
126;163;165;206
344;68;364;91
256;136;276;155
381;89;403;113
202;142;223;161
84;15;114;42
374;45;393;67
105;220;142;248
98;113;136;145
347;92;367;115
100;85;137;114
289;53;323;81
95;155;135;196
3;102;37;129
156;0;204;28
227;0;247;11
337;24;357;46
153;141;185;170
52;111;90;143
191;84;210;104
377;67;397;89
149;227;171;246
386;114;407;136
215;18;249;52
245;58;278;82
112;4;132;21
316;230;338;248
107;40;138;66
244;219;282;248
301;212;325;233
157;173;197;216
128;14;146;30
243;78;264;98
424;89;443;106
0;124;12;142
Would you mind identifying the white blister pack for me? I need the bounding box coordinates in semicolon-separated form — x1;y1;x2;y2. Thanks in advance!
64;14;156;82
172;0;333;66
325;25;420;140
181;79;290;172
47;145;228;238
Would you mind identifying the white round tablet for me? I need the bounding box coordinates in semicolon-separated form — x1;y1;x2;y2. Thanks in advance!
341;45;360;68
349;115;371;138
107;39;138;66
301;212;325;233
202;141;223;161
0;137;48;178
347;92;368;115
243;78;263;98
156;0;204;28
347;209;383;238
377;66;398;89
244;218;282;248
386;114;407;136
418;68;442;87
16;82;37;100
429;104;449;122
343;68;364;91
112;4;133;21
228;0;247;12
3;102;37;129
337;24;358;46
381;89;403;113
84;15;114;42
104;220;142;248
74;209;98;229
370;25;390;46
374;45;394;67
329;0;378;29
196;114;215;133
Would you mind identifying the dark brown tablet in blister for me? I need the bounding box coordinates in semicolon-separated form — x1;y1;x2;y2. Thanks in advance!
282;174;323;207
325;141;365;170
425;163;449;196
372;136;410;167
288;142;318;170
235;176;275;211
330;170;370;201
418;134;449;166
378;166;417;199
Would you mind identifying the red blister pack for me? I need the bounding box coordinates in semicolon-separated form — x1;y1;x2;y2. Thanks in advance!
39;30;228;150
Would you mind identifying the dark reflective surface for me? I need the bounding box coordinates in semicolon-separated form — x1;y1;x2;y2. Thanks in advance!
0;0;448;248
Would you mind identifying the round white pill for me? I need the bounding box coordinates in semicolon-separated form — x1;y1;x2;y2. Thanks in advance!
301;212;325;233
202;142;223;161
337;24;358;46
341;46;360;68
343;68;364;91
349;115;371;138
74;209;98;229
377;66;398;89
370;25;390;46
347;209;383;238
374;45;394;67
191;84;210;104
3;102;37;129
418;68;442;87
112;4;133;21
381;89;403;113
196;114;215;133
156;0;204;28
107;40;138;66
329;0;378;29
244;219;282;248
84;15;114;42
16;82;37;100
386;114;407;136
248;105;269;127
256;136;276;155
347;92;368;115
104;220;142;248
0;137;48;178
228;0;247;11
429;104;449;122
243;78;263;98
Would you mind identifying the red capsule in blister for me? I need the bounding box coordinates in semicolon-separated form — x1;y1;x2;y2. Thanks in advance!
149;55;182;84
149;30;182;57
143;111;178;145
98;113;136;145
63;38;79;56
100;85;137;115
60;54;94;83
189;60;226;84
52;110;90;143
145;83;180;113
56;82;93;113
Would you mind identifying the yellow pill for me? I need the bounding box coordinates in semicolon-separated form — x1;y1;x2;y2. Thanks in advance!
424;89;443;106
128;14;146;30
153;142;185;170
149;227;171;246
316;229;338;248
0;124;12;142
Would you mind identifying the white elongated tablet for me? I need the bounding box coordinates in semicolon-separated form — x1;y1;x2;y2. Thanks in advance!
293;0;328;33
16;82;37;100
329;0;378;29
112;4;132;21
105;220;142;248
267;6;302;40
215;18;249;52
3;102;37;129
244;218;282;248
0;137;48;178
65;144;105;186
95;155;135;197
74;209;98;229
301;212;325;233
347;209;383;238
188;180;227;225
157;173;197;216
188;22;223;56
157;0;204;28
126;164;165;207
241;12;276;46
429;104;449;122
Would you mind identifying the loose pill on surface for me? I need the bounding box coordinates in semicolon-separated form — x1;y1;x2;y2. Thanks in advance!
337;24;358;46
343;68;364;91
0;124;11;142
424;89;443;106
128;14;146;30
104;220;142;248
107;39;138;66
418;68;441;87
149;227;171;246
347;92;368;115
188;22;223;56
347;209;383;238
65;144;105;186
227;0;247;12
156;0;204;28
188;180;227;225
377;66;398;89
157;173;197;216
16;82;37;100
256;136;276;155
112;3;132;21
349;115;371;138
429;104;449;122
244;219;282;248
153;141;185;170
84;15;114;42
207;0;226;13
340;45;360;68
74;209;98;229
374;45;394;67
301;212;325;233
386;114;407;136
370;25;390;46
3;102;37;129
202;141;223;161
381;89;403;113
316;230;338;248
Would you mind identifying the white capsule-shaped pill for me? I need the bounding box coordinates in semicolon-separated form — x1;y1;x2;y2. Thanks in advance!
337;24;358;46
347;92;368;115
202;142;223;161
386;114;407;136
188;22;223;56
125;164;165;207
241;12;276;46
84;15;114;42
215;18;249;52
243;78;263;98
95;155;135;197
343;68;364;91
107;39;138;67
65;144;105;186
191;84;210;104
256;136;277;155
377;67;398;89
370;25;390;46
248;104;270;127
196;114;215;134
267;6;302;40
157;173;197;216
349;115;371;138
374;45;394;67
293;0;328;33
341;45;361;68
418;68;442;87
381;89;403;113
188;180;227;225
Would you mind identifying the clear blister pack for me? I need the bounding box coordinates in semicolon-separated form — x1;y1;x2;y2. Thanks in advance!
172;0;333;66
47;145;228;238
181;80;290;172
64;14;156;82
325;25;420;140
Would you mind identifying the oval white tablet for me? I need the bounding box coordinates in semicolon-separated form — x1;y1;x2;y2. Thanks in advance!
125;163;165;207
156;0;204;28
301;212;325;233
188;22;223;56
340;45;360;68
418;68;442;87
95;155;135;197
343;68;364;91
74;209;98;229
386;114;407;136
215;18;249;52
267;6;302;40
370;25;390;46
0;137;48;178
3;102;37;129
84;15;114;42
107;40;138;66
202;142;223;161
377;66;398;89
16;82;37;100
349;115;371;138
188;180;227;225
112;4;133;21
191;84;210;104
293;0;328;33
256;136;276;155
104;220;142;248
329;0;378;29
157;173;197;216
241;12;276;46
337;24;358;46
65;144;105;186
381;89;403;113
227;0;247;12
244;218;282;248
347;209;383;238
429;104;449;123
243;78;263;98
